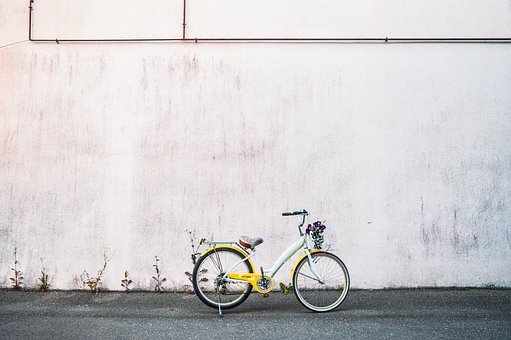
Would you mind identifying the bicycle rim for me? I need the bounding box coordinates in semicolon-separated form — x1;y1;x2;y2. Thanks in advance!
293;252;350;312
193;248;253;309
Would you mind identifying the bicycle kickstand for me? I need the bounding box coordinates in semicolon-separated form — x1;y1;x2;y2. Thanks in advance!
216;284;223;317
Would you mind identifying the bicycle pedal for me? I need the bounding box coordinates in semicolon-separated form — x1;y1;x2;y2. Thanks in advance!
261;293;270;298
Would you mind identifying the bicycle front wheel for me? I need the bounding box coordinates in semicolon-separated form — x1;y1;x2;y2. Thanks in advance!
192;247;254;310
292;252;350;312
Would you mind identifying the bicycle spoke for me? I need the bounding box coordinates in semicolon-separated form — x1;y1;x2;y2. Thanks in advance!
207;256;221;274
213;249;224;273
298;271;323;283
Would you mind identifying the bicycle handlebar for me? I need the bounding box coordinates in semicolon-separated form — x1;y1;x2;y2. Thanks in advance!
282;209;309;216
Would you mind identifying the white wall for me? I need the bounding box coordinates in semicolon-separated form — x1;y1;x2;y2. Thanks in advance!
1;0;510;290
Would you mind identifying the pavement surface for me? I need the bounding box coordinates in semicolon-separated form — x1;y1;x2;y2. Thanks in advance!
0;289;510;339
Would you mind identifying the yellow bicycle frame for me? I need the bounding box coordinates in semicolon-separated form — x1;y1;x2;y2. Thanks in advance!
200;244;267;292
201;239;326;294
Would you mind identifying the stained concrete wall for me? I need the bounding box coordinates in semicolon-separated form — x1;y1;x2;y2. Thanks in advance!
1;0;510;290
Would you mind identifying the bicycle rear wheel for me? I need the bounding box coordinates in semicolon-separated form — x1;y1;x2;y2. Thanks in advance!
292;252;350;312
192;247;254;310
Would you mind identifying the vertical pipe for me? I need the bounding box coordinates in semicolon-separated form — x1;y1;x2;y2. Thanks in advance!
28;0;34;40
182;0;187;40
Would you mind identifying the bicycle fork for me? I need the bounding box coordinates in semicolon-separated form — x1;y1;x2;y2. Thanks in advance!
305;250;325;284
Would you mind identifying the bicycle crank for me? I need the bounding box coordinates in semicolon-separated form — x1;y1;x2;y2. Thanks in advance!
256;267;274;294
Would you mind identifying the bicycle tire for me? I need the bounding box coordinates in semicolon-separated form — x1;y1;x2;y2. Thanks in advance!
192;247;254;310
292;252;350;312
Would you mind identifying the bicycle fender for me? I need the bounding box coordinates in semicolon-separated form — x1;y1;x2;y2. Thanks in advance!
200;245;256;270
290;249;326;280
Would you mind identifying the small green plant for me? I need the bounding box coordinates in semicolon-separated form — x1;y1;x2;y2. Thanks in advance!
186;229;207;266
152;256;166;293
184;229;206;284
279;282;293;295
10;247;23;291
80;252;109;294
38;257;50;292
121;270;133;293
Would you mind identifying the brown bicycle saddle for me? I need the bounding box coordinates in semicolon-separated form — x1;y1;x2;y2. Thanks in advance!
239;236;264;250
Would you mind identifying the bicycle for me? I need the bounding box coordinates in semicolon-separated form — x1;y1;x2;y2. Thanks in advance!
192;209;350;315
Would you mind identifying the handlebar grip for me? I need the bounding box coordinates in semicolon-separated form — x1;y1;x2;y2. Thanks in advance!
282;210;308;216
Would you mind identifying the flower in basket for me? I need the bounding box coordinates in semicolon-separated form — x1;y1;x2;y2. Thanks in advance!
306;221;327;249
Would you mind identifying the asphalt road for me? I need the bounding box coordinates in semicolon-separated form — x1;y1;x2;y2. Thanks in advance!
0;289;510;339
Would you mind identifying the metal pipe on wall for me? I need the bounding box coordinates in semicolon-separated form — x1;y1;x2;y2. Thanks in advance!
28;0;33;41
27;0;511;44
182;0;187;40
28;37;511;44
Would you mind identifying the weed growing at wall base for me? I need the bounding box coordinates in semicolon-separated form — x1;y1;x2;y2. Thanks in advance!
10;247;23;290
186;229;206;266
279;282;293;295
80;252;109;294
121;271;133;293
152;256;166;293
38;257;50;292
184;229;206;291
